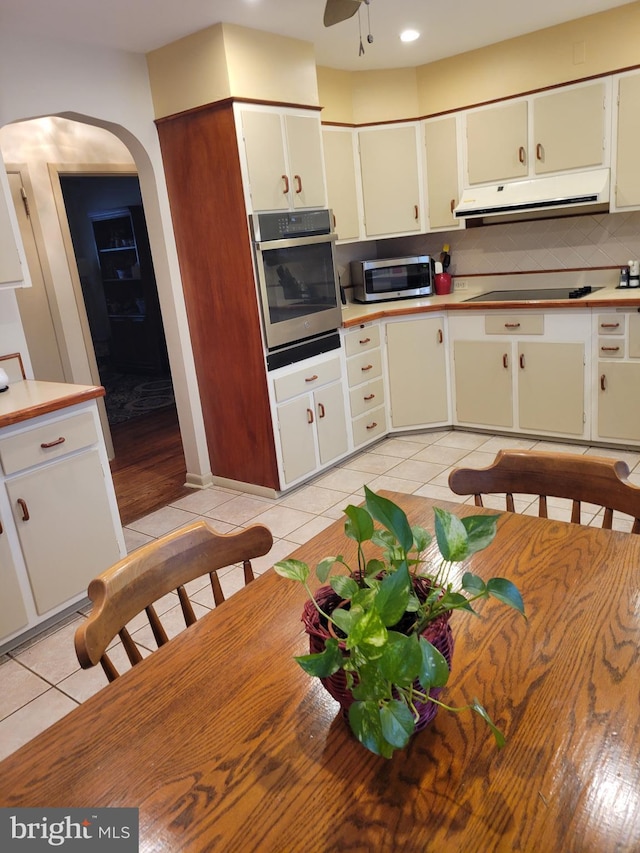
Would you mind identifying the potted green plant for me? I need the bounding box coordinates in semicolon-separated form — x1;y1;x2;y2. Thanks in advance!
274;486;525;758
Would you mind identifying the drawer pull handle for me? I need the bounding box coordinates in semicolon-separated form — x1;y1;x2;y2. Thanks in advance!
318;403;326;419
601;346;620;352
306;408;314;424
600;323;620;329
294;174;302;194
17;499;30;522
437;329;443;344
519;353;525;369
503;353;509;369
504;322;520;328
359;337;371;345
366;422;378;430
282;175;289;194
364;393;376;401
600;374;607;391
305;374;319;383
361;364;373;372
40;436;66;449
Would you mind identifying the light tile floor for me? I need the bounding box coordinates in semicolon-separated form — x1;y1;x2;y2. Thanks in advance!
2;427;640;761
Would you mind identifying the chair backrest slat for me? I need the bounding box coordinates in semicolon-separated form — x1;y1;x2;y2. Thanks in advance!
449;450;640;535
75;520;273;682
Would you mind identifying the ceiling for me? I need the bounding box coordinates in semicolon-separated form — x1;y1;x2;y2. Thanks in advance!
3;0;633;72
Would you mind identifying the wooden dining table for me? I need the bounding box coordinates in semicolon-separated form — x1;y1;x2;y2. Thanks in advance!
1;492;639;852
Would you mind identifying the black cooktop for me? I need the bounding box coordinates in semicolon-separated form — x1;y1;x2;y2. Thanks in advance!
464;286;604;303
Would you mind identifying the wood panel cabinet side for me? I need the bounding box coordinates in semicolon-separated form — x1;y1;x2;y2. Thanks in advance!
156;105;279;489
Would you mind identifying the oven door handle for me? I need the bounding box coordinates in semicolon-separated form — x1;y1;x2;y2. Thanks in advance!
254;233;338;252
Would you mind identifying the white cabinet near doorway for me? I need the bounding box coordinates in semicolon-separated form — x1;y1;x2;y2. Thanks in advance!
595;310;640;443
238;105;326;212
272;352;349;487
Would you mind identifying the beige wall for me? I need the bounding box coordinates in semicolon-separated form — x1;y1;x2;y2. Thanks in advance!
318;1;640;124
147;23;319;119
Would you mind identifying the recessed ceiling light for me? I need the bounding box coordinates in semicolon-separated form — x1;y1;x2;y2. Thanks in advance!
400;29;420;43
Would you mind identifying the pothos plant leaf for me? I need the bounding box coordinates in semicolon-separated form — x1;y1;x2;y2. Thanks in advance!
273;559;309;583
349;700;394;759
380;700;415;750
364;485;414;554
344;503;374;544
418;637;450;690
434;507;469;561
294;638;343;678
487;578;526;615
374;563;412;626
461;514;500;555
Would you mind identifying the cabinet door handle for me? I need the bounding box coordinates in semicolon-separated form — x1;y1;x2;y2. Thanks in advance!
536;143;543;161
361;364;373;372
282;174;289;194
363;393;376;401
317;402;326;419
0;521;3;535
437;329;443;344
519;353;525;369
504;322;520;328
306;408;314;424
366;422;378;430
600;373;607;391
17;499;30;522
294;174;302;194
414;205;419;220
40;436;66;449
518;146;526;164
450;198;456;213
359;337;371;345
503;353;509;369
600;323;620;329
305;374;319;383
332;213;336;229
601;346;620;352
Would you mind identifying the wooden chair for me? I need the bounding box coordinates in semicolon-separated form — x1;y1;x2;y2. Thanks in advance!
74;520;273;681
448;449;640;533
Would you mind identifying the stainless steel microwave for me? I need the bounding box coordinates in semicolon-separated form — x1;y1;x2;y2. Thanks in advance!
350;256;433;303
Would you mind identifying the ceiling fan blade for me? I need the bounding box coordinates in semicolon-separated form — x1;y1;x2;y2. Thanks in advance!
323;0;362;28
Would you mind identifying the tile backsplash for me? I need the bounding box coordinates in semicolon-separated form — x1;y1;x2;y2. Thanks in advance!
336;210;640;282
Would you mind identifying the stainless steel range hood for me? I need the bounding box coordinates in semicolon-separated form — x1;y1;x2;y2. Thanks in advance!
454;169;610;222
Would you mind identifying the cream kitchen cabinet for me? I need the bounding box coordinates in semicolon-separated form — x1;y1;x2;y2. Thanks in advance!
0;512;28;640
322;127;361;241
344;324;387;448
465;81;608;186
0;169;24;287
238;105;326;212
612;71;640;210
450;312;588;438
0;389;125;649
357;123;423;238
385;316;449;428
595;310;640;443
423;115;463;231
272;353;349;486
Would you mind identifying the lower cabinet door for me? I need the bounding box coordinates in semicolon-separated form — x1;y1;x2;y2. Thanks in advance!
453;340;513;428
598;362;640;441
518;342;585;436
6;450;122;615
315;382;348;466
277;396;317;486
0;520;28;640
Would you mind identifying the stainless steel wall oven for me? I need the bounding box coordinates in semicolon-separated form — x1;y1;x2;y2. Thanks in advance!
250;210;342;369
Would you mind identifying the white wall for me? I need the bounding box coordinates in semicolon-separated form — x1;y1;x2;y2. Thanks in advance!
0;31;212;486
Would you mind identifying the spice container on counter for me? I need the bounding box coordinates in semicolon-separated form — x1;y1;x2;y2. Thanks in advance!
619;266;630;287
629;260;640;288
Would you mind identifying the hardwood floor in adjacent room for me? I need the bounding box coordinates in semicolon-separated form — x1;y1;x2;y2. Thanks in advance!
109;405;191;526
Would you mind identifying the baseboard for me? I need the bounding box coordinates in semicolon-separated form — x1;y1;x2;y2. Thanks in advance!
211;475;278;499
184;471;215;489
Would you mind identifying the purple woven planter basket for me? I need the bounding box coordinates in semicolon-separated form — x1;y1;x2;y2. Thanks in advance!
302;580;454;732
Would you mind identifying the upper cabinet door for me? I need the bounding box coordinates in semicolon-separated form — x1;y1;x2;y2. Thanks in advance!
358;124;422;238
424;116;463;230
465;100;528;185
284;114;326;210
532;81;606;175
239;108;326;212
0;172;24;287
322;127;360;241
614;71;640;210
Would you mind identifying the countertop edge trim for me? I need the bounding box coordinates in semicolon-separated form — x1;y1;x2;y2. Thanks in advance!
0;385;105;429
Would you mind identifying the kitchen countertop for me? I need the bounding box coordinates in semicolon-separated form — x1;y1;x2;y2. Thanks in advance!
341;272;640;327
0;381;105;429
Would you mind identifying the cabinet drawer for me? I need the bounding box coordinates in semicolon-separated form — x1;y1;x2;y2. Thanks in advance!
349;378;385;418
598;338;624;358
485;315;544;335
597;314;625;335
0;412;98;476
346;349;382;387
273;356;342;403
352;406;386;446
344;325;381;357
